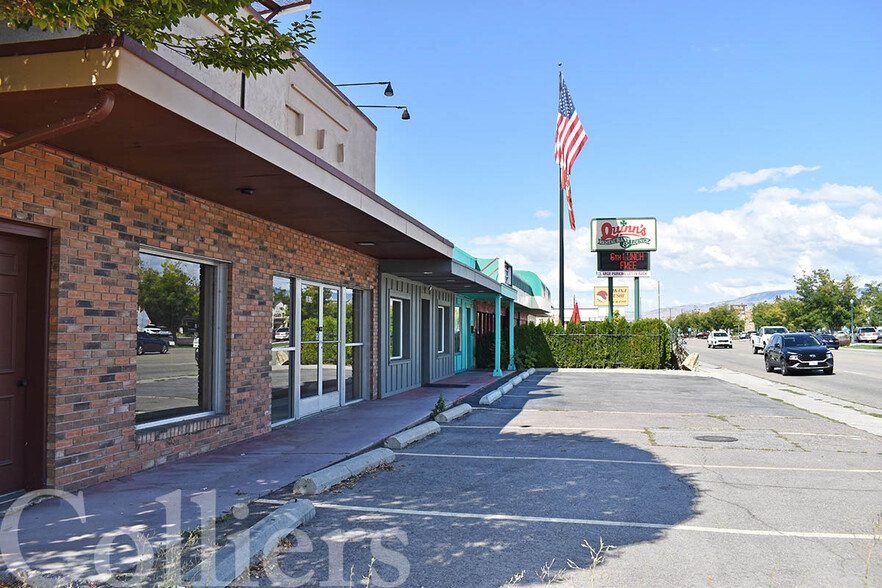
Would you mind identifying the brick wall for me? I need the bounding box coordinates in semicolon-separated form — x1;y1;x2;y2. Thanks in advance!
0;141;379;490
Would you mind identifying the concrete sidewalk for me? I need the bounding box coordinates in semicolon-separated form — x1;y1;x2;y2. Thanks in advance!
0;370;509;584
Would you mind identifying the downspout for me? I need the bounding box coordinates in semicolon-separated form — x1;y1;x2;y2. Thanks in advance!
0;88;115;156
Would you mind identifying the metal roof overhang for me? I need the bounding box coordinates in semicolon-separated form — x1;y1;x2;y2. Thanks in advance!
0;36;451;260
380;259;508;296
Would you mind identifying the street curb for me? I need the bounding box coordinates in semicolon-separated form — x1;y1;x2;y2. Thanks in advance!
385;421;441;449
435;404;472;423
291;448;396;495
182;499;315;587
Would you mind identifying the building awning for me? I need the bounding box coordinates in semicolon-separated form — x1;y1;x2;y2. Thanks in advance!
380;259;513;297
0;35;451;260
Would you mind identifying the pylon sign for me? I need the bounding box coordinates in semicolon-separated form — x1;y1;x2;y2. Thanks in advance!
590;218;657;251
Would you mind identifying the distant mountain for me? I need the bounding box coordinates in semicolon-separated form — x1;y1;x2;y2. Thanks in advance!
651;289;797;319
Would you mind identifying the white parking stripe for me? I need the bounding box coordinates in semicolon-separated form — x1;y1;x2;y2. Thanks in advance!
314;504;874;540
395;452;882;474
441;425;645;432
472;407;802;417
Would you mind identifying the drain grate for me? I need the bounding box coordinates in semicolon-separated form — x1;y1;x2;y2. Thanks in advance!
694;435;738;443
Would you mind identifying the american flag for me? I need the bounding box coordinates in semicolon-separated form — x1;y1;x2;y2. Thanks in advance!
555;76;587;176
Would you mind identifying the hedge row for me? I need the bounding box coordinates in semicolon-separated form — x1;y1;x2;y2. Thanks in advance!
476;319;672;370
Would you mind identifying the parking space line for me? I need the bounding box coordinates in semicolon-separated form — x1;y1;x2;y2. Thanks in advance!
473;407;802;417
395;452;882;474
440;425;645;432
314;504;874;540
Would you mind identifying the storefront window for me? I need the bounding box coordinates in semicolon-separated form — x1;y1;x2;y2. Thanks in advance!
437;305;449;353
390;297;410;360
136;250;226;425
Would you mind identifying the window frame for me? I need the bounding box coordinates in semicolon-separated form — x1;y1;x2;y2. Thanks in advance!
436;304;449;354
135;247;228;429
389;295;411;361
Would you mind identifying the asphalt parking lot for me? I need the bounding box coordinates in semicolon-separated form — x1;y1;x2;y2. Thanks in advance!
238;370;882;587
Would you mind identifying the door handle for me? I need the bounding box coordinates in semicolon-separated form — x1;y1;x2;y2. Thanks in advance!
17;378;29;387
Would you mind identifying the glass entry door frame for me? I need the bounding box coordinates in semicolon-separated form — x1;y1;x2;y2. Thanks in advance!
294;279;344;419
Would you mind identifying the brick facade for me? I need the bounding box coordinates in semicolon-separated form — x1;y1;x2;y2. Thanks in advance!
0;141;379;491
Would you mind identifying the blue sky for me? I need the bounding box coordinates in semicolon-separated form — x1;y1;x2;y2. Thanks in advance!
286;1;882;312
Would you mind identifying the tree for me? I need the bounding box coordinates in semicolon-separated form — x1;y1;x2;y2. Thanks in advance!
861;281;882;326
752;301;787;329
794;269;863;331
138;260;199;332
704;304;744;332
1;0;320;77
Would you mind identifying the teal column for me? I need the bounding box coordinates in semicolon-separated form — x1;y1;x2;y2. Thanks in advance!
634;277;641;321
493;295;503;376
508;298;515;370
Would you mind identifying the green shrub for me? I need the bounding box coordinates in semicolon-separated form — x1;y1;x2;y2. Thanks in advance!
509;319;672;369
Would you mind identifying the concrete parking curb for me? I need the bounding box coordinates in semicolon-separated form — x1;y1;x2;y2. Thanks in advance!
385;421;441;449
182;498;315;587
478;370;533;405
292;448;396;495
435;404;472;423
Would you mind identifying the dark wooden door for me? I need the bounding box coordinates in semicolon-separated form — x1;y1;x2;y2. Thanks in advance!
0;233;29;494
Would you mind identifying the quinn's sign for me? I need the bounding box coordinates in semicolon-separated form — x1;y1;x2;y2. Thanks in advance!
597;250;651;277
590;218;657;251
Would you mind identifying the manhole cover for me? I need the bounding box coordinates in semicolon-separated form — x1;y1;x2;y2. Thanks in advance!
694;435;738;443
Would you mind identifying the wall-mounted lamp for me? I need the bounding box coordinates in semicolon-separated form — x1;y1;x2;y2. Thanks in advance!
237;187;255;195
356;105;410;120
336;81;394;96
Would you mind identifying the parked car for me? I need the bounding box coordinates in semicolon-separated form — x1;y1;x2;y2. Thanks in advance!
137;332;169;355
707;330;732;349
855;327;879;343
274;326;290;341
143;324;173;337
764;333;833;376
814;332;840;350
739;331;754;340
695;331;709;339
193;336;199;362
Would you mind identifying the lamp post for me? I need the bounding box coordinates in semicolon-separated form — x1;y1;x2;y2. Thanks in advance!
850;298;855;343
337;81;394;96
355;105;410;120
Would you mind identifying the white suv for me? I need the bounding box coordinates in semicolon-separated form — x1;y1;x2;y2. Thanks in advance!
855;327;879;343
707;330;732;349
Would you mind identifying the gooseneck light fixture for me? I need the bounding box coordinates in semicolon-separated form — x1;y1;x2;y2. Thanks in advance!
356;105;410;120
336;81;394;96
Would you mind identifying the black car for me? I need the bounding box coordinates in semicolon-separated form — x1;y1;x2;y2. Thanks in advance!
137;332;169;355
764;333;833;375
814;332;840;350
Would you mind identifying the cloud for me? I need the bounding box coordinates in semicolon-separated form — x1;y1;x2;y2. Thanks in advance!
533;209;551;219
657;183;882;275
700;165;820;192
468;181;882;308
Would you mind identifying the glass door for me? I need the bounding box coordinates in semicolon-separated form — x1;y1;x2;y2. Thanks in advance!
298;282;341;416
270;276;295;423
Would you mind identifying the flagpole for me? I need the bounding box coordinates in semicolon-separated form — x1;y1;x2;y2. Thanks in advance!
558;67;565;325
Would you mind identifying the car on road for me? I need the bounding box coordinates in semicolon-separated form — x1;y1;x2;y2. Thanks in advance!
751;325;788;354
814;332;840;349
707;330;732;349
855;327;879;343
695;331;709;339
137;332;169;355
764;333;833;376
